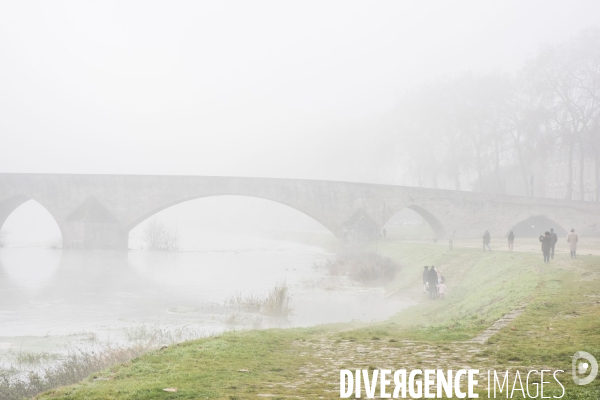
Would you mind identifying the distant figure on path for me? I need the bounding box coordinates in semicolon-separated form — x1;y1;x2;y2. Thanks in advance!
549;228;558;259
422;266;429;294
568;229;578;258
448;231;454;250
539;231;552;263
382;228;387;240
428;266;439;300
507;231;514;251
483;230;491;251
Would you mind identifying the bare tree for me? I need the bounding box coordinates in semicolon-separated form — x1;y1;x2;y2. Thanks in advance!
397;87;443;189
399;78;471;190
528;29;600;199
502;71;553;196
143;218;180;251
575;29;600;202
391;27;600;200
452;73;510;193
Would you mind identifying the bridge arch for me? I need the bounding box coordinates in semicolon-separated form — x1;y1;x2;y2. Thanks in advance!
502;215;568;238
0;195;63;247
382;205;446;240
125;194;335;248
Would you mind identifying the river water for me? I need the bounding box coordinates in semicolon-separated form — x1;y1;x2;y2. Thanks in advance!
0;231;411;363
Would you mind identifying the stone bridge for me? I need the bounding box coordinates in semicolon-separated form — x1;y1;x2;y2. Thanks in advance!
0;173;599;249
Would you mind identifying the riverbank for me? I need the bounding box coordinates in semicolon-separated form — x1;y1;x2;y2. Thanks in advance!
37;240;600;399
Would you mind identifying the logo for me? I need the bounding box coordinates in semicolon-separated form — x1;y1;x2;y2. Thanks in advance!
572;351;598;385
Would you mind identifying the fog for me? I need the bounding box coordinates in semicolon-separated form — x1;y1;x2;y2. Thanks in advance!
2;1;599;184
1;2;600;395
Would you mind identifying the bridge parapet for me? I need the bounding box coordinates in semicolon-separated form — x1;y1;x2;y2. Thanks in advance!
1;173;599;249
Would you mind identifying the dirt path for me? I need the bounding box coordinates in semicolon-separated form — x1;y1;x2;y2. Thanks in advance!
260;304;528;398
282;336;489;397
467;305;526;345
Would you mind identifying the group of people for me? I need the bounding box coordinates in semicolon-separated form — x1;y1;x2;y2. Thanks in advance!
486;228;579;262
421;227;582;301
422;266;446;300
538;228;579;262
422;227;581;299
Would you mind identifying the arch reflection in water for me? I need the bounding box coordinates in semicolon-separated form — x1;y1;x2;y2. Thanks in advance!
0;238;412;338
0;248;61;289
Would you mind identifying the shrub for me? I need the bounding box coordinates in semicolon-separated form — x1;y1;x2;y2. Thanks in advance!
323;250;401;286
225;282;293;319
143;218;179;251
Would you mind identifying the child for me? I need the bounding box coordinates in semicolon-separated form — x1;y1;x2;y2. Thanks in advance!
437;280;447;300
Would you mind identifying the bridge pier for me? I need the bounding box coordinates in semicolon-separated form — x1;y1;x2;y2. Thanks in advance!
61;222;128;250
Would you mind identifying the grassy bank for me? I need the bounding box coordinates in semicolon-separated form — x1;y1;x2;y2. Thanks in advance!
37;241;600;399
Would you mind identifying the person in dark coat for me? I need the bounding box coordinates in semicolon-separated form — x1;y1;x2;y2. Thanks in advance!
428;266;439;300
549;228;558;259
482;230;491;252
422;266;429;294
539;231;552;263
507;231;514;251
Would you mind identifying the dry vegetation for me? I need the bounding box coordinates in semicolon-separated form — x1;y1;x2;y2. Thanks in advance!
142;218;180;251
0;326;207;400
48;235;62;249
0;344;148;400
321;249;401;286
225;282;293;318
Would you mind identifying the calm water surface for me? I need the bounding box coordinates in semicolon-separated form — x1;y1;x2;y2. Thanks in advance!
0;232;411;351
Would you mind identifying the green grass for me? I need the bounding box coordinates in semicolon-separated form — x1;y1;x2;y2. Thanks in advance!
38;330;317;399
37;241;600;399
369;242;541;340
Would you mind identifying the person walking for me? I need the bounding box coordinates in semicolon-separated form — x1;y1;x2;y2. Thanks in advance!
448;231;454;250
382;228;387;240
539;231;552;263
549;228;558;259
422;266;429;294
437;281;447;300
482;230;491;252
568;228;578;258
507;231;514;251
428;266;439;300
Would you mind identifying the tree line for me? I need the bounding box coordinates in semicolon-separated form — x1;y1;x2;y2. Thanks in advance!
396;27;600;201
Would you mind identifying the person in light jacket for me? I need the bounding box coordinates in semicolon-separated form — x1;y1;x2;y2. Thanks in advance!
567;228;578;258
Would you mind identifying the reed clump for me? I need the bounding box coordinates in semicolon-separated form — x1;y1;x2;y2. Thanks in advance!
0;326;208;400
0;344;147;400
225;282;293;318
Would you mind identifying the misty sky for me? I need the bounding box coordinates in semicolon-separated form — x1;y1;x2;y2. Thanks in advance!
2;1;600;183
